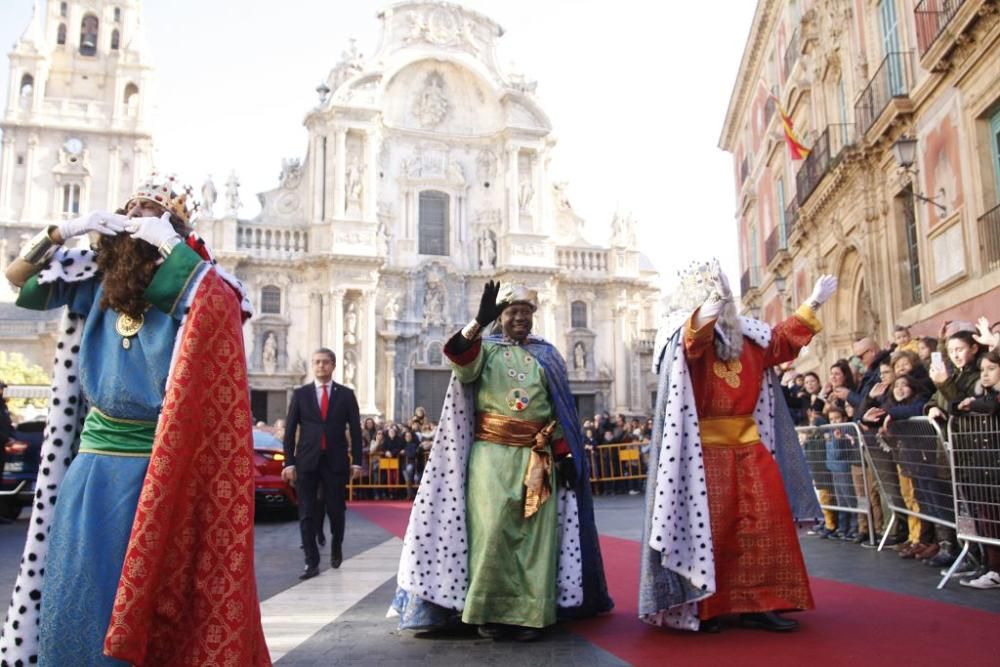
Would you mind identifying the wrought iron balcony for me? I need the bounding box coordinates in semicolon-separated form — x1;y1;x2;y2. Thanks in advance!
783;26;800;80
785;197;800;235
980;202;1000;274
855;51;914;137
739;157;749;186
795;123;854;207
915;0;966;57
764;96;776;127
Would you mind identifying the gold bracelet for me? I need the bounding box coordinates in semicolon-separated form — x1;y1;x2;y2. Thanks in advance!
158;235;182;258
461;320;482;340
18;227;59;265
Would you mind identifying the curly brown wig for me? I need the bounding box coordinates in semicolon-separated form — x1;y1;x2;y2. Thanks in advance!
96;206;188;319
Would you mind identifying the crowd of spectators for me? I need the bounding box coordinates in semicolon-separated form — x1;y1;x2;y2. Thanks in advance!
787;317;1000;591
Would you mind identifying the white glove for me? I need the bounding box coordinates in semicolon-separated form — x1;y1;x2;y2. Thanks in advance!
807;275;838;309
127;211;181;249
57;211;128;240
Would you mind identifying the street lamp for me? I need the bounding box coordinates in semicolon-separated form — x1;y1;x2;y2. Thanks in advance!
774;273;787;296
748;304;761;319
891;135;947;213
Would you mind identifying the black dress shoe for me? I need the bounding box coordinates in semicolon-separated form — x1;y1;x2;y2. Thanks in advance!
331;544;343;569
511;626;543;642
740;612;798;632
477;624;508;639
317;534;326;547
299;565;320;580
698;617;723;633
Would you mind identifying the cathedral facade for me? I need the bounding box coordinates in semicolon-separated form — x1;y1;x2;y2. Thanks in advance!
0;1;661;423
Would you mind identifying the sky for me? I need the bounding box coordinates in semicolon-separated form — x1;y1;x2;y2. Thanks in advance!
0;0;757;292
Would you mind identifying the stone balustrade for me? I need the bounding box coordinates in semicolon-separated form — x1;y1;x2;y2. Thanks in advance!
557;247;609;273
236;224;308;259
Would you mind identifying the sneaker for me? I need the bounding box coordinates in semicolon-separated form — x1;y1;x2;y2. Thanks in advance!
925;550;956;568
959;570;1000;589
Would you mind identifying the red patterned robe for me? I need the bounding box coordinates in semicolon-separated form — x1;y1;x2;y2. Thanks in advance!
684;307;819;620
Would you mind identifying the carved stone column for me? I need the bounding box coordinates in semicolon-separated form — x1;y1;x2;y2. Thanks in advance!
0;137;14;218
311;134;325;222
383;333;397;422
506;145;518;233
21;133;38;219
106;144;120;211
613;301;629;412
364;129;378;221
330;288;345;383
333;129;347;219
308;292;321;354
361;289;378;414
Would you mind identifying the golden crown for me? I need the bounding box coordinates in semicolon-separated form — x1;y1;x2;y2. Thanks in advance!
677;257;721;294
125;173;198;223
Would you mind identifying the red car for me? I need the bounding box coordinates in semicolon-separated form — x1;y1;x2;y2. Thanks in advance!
253;430;297;514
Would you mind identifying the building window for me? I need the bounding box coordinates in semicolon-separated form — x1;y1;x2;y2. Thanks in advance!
418;190;449;256
62;184;81;215
19;74;33;98
900;186;922;306
571;301;588;328
123;82;139;116
111;29;120;50
260;285;281;314
114;7;122;23
60;2;67;17
80;15;99;56
57;23;67;45
776;178;787;244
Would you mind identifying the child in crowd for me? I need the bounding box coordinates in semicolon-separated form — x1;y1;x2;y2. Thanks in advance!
825;406;859;540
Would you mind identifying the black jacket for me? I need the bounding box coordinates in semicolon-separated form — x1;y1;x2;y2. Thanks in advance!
283;381;362;474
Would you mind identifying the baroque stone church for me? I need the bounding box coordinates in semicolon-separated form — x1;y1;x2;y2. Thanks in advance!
0;1;661;423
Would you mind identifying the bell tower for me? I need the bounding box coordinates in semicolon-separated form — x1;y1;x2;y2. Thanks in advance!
0;0;154;267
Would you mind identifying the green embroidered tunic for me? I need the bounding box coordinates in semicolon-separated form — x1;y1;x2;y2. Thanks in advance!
452;339;561;628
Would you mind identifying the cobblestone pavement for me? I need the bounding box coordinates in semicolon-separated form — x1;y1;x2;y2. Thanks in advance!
0;495;998;665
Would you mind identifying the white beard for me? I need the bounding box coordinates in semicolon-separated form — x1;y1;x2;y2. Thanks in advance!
714;299;744;362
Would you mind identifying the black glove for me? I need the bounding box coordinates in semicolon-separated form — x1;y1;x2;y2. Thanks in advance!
556;455;578;490
475;280;502;326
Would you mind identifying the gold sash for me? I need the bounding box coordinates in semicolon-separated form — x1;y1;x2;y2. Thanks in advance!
475;412;558;518
699;415;761;447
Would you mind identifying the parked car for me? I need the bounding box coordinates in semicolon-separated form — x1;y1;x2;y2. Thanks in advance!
0;420;45;520
253;429;297;514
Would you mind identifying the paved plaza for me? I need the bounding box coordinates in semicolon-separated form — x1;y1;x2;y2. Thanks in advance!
1;495;998;666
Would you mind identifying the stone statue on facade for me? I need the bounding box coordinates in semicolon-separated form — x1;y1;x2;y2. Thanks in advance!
412;72;450;128
343;353;357;389
200;176;217;216
518;179;534;213
280;158;303;189
383;295;400;321
478;229;496;270
346;156;363;206
262;332;278;375
574;341;586;370
344;301;358;345
554;181;573;210
225;171;241;214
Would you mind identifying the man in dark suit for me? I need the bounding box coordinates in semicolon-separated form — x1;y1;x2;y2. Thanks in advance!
281;348;363;579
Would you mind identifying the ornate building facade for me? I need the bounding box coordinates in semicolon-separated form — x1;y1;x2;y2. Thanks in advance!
0;2;660;422
721;0;1000;371
103;2;656;423
0;0;153;360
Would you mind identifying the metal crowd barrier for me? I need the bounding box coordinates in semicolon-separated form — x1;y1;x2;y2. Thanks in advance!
798;422;876;545
872;417;956;588
587;441;649;495
944;414;1000;585
347;440;652;499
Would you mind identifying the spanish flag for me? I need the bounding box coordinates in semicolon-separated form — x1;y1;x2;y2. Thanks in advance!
758;79;810;160
773;94;810;160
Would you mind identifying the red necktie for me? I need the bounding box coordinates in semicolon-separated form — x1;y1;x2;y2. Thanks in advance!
321;384;329;450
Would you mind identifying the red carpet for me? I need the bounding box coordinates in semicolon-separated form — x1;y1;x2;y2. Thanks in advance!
351;501;998;666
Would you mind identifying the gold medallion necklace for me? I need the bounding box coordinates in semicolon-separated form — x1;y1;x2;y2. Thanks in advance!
115;306;150;350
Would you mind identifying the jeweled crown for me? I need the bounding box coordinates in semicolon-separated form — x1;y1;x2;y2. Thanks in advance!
677;258;721;294
125;173;198;223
